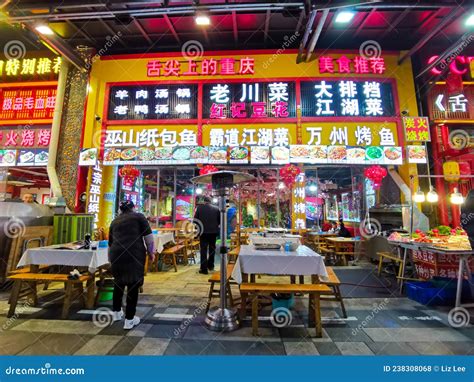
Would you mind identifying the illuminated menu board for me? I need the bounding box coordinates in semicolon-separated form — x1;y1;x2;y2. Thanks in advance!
300;80;396;117
202;82;296;119
0;86;57;121
107;84;198;120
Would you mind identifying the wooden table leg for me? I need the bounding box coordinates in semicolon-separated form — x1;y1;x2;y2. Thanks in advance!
85;276;95;309
62;282;73;319
251;293;259;336
239;273;249;319
7;280;22;318
314;294;322;338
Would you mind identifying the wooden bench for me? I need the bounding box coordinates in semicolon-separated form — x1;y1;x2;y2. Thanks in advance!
160;245;185;272
8;265;50;274
377;251;403;278
320;267;347;318
8;273;95;319
240;282;332;337
206;264;235;312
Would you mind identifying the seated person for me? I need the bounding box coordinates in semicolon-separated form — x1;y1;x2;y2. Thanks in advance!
328;221;339;233
338;220;352;238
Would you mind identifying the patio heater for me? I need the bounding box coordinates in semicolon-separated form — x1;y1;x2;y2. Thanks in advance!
192;171;255;331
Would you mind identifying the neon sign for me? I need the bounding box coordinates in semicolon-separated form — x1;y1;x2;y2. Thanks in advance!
0;57;61;78
87;163;102;229
0;86;57;121
427;55;474;76
318;56;386;74
146;57;255;77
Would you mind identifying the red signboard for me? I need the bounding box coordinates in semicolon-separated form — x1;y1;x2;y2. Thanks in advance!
0;86;57;122
318;56;386;74
146;57;255;77
0;127;51;148
402;116;430;142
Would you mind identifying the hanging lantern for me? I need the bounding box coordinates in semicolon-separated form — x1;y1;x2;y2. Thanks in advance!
458;161;471;183
199;164;219;175
119;165;140;187
364;165;387;190
279;164;301;187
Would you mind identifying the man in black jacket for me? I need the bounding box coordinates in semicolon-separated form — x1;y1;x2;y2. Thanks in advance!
194;196;220;274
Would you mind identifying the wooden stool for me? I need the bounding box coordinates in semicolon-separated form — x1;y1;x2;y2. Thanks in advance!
206;264;235;312
377;251;403;278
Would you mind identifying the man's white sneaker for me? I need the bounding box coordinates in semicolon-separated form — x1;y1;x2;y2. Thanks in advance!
124;316;140;330
112;310;124;322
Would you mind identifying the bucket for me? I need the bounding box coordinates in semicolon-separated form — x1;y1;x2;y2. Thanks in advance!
96;279;114;302
271;293;294;310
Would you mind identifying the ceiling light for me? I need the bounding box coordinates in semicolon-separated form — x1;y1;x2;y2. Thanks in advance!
309;184;317;192
335;11;355;24
450;188;464;205
195;15;210;26
195;187;203;195
35;24;54;35
278;182;285;189
413;188;426;203
426;186;439;203
212;197;218;204
465;13;474;26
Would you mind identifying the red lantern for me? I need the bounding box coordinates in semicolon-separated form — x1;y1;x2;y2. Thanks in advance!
446;72;463;96
279;164;301;187
199;165;219;175
364;165;387;190
119;165;140;187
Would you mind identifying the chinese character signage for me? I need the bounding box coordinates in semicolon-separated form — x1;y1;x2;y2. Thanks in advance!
403;116;430;142
107;85;198;121
0;86;57;121
87;163;102;229
202;82;296;119
0;127;52;148
292;174;306;230
428;84;473;121
105;127;198;147
318;56;386;74
146;57;255;77
300;80;395;117
0;57;61;81
208;127;290;147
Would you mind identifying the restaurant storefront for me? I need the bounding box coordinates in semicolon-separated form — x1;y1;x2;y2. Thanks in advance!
80;50;420;232
0;54;61;204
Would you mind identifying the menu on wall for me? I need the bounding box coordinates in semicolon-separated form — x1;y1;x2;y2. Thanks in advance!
202;82;297;119
0;87;57;121
103;144;403;166
107;84;198;120
300;80;396;117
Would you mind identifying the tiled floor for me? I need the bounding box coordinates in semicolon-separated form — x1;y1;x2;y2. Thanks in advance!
0;263;472;355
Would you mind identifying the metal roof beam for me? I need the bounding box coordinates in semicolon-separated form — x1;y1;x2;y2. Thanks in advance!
232;11;238;44
163;14;180;44
398;6;461;64
133;17;152;45
353;7;376;37
379;7;410;39
305;9;329;62
297;9;316;63
263;9;271;45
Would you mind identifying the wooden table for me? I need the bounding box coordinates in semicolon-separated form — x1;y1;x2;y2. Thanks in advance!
232;245;329;328
326;237;362;265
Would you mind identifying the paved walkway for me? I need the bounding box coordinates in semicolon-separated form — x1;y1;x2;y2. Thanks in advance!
0;264;472;355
